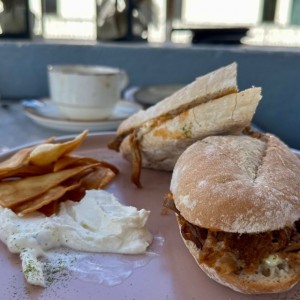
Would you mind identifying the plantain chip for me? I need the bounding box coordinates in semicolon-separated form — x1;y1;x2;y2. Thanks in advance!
37;200;61;217
0;130;118;215
28;130;88;167
0;137;55;178
14;182;81;215
0;164;99;208
53;155;100;172
0;148;32;173
80;167;117;190
37;186;86;216
0;162;52;180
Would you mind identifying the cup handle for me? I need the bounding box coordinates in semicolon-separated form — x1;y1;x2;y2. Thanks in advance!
119;71;129;91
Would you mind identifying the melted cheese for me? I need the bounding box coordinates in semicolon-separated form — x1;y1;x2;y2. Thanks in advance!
263;255;284;268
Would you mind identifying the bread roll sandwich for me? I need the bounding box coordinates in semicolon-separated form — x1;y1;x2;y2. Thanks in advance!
108;63;261;187
165;133;300;294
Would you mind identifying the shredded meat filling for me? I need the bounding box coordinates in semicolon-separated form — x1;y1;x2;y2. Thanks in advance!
200;227;297;275
129;129;142;188
164;193;300;275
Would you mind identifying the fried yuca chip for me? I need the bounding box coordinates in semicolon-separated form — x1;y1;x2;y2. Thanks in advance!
0;164;99;208
29;130;88;167
13;182;81;215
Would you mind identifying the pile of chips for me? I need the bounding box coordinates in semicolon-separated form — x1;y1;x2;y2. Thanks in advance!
0;130;118;215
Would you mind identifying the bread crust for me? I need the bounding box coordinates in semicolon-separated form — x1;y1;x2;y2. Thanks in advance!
177;216;300;294
120;88;261;171
171;134;300;233
117;63;238;137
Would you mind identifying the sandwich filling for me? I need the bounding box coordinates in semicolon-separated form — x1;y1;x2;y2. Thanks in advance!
109;115;172;188
164;193;300;277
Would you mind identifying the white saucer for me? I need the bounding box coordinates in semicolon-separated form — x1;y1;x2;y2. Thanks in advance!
22;99;142;132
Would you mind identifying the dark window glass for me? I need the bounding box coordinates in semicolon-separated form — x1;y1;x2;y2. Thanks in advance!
262;0;277;22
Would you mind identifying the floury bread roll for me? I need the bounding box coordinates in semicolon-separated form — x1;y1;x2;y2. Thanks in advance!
108;63;261;187
165;134;300;294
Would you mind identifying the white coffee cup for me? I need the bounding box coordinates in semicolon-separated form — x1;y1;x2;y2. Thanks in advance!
48;65;129;120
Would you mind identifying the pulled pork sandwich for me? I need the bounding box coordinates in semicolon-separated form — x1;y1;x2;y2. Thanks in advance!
108;63;261;187
165;134;300;294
